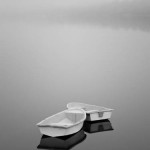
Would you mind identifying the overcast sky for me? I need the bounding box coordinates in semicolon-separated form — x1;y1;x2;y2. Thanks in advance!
0;0;150;11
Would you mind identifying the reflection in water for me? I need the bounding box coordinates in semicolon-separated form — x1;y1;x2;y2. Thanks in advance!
83;119;113;133
37;129;86;150
37;120;114;150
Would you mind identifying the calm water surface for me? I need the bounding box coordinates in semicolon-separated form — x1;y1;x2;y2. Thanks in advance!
1;1;150;150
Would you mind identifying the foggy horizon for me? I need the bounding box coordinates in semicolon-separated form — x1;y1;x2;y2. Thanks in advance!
1;0;150;31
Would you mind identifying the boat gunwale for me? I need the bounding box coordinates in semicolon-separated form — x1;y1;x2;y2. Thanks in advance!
67;102;114;114
36;108;86;129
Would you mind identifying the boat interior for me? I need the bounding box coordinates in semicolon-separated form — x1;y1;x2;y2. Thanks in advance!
38;110;85;127
68;103;110;113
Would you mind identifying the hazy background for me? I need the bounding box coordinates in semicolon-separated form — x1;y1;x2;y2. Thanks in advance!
0;0;150;150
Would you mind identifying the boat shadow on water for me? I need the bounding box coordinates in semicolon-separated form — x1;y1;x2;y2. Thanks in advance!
37;129;86;150
37;119;113;150
83;119;114;133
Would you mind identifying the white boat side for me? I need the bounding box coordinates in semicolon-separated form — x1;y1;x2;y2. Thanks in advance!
67;102;114;121
37;109;86;137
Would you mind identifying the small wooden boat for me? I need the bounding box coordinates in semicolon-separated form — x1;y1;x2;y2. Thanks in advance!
37;109;86;137
37;129;86;150
83;119;113;133
67;102;114;121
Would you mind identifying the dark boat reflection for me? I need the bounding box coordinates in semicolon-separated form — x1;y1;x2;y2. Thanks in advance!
37;129;87;150
83;119;113;133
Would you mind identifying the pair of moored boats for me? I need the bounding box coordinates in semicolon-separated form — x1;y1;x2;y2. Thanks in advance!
37;102;114;137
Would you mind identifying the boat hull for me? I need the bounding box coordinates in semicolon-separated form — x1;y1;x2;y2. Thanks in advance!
38;122;84;137
86;111;113;121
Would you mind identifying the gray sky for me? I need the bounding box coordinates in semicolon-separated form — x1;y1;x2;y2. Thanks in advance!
1;0;150;11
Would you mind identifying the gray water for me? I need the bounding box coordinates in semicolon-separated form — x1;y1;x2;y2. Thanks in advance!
0;0;150;150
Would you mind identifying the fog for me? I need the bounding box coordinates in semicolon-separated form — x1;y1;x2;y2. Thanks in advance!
0;1;150;150
1;0;150;12
1;0;150;31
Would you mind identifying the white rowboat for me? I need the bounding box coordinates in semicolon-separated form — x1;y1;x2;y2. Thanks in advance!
67;102;114;121
37;109;86;137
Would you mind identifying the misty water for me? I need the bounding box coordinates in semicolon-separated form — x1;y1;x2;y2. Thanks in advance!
1;1;150;150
